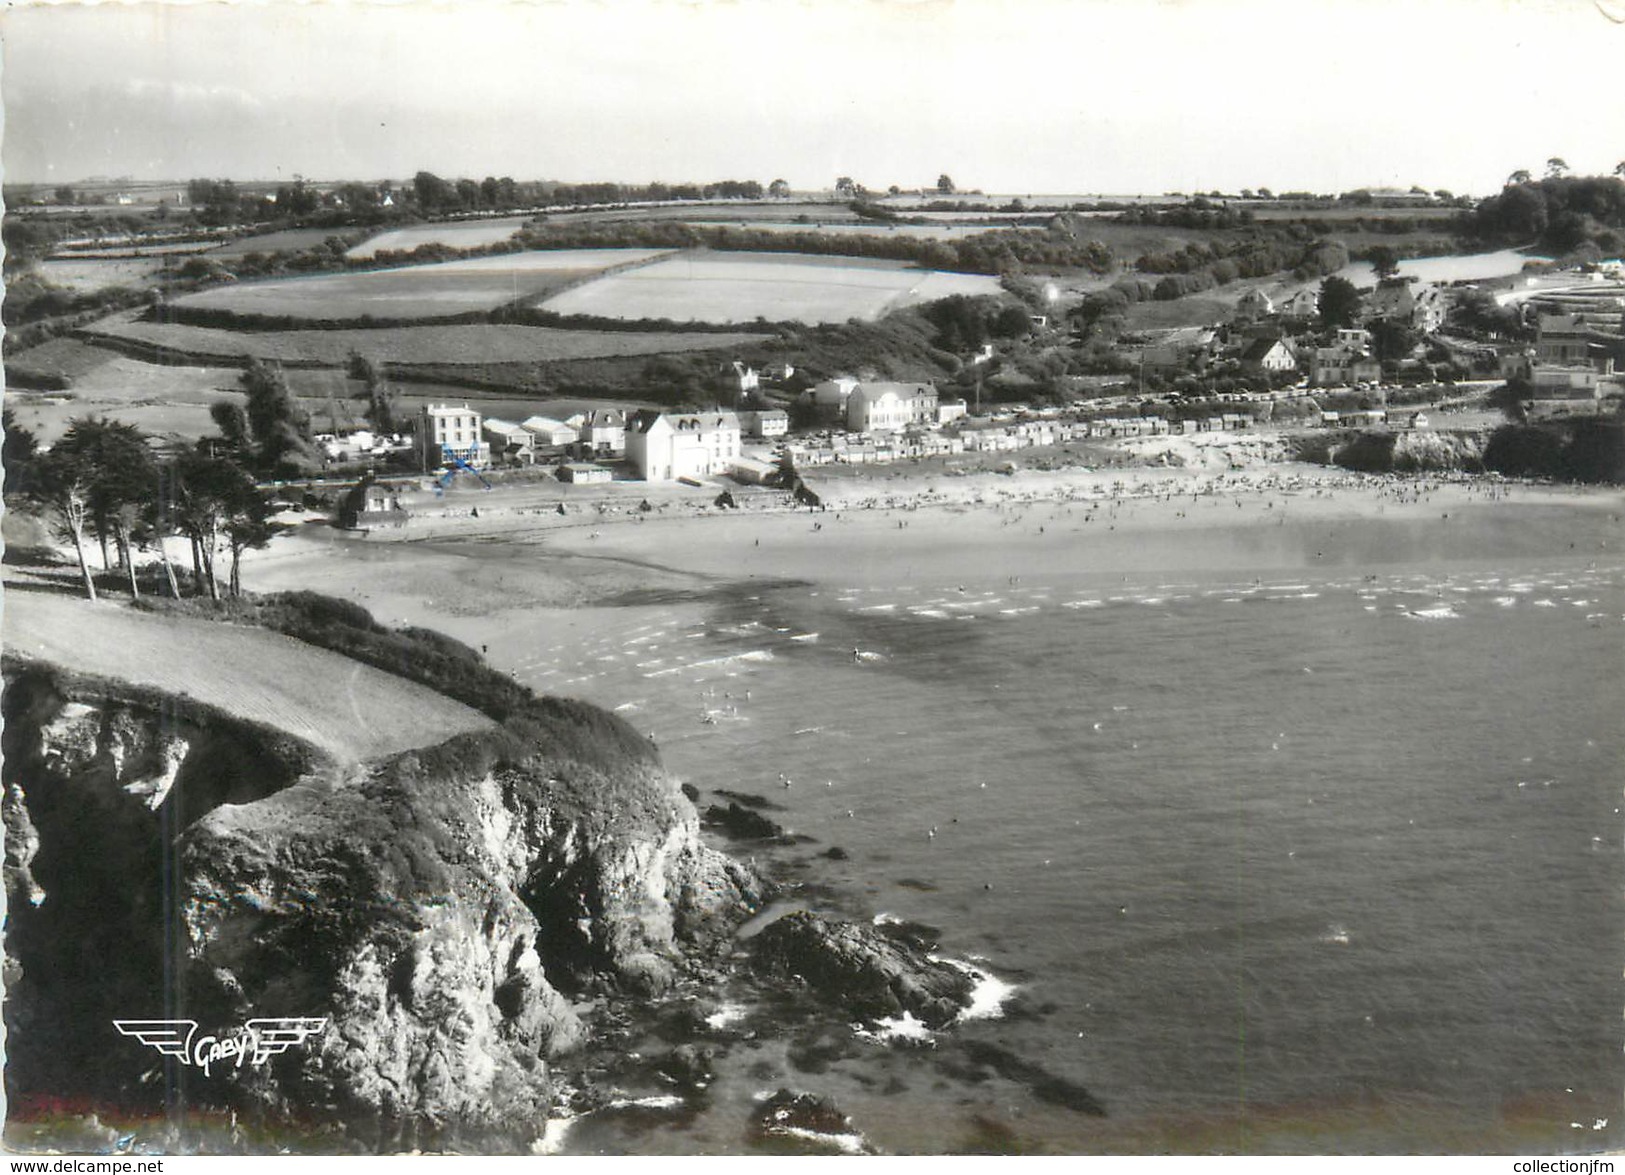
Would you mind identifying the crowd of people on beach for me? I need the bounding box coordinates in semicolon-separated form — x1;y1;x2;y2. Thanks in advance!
384;443;1599;547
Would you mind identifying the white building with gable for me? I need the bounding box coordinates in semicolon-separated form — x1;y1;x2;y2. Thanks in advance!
626;410;742;481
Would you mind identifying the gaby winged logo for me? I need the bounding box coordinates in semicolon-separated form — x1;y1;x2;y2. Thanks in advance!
114;1018;328;1077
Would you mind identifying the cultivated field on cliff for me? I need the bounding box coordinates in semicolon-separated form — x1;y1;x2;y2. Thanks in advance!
167;248;673;321
539;250;1003;324
2;592;495;762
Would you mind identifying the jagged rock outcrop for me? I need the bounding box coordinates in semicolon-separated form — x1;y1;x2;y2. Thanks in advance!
1;666;763;1152
752;1088;874;1154
750;911;975;1029
1391;428;1486;472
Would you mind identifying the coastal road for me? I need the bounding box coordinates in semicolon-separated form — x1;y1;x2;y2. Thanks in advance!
2;589;496;763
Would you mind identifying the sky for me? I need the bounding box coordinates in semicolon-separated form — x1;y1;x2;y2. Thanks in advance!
2;0;1623;197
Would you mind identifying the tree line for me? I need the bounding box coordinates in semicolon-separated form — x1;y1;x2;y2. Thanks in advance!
5;412;276;602
1468;172;1625;255
1;355;409;603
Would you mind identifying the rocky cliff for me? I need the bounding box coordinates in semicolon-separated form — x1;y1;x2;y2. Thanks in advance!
1;663;762;1151
3;590;987;1154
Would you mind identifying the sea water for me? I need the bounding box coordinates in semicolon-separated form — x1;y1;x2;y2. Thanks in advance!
503;522;1623;1154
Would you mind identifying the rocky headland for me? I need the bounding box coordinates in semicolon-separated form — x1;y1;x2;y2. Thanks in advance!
0;589;982;1153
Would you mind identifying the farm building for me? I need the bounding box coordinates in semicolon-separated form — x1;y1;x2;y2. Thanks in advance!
627;410;741;481
417;404;489;470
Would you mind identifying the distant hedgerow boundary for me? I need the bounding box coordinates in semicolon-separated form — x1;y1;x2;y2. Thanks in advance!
152;300;798;336
74;312;772;370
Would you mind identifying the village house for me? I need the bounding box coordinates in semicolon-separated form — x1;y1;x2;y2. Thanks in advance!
1364;280;1416;325
338;476;410;529
1140;327;1219;372
1534;314;1593;365
1240;337;1297;375
1311;329;1381;386
1364;280;1448;335
416;403;489;470
1232;289;1275;322
1525;313;1625;417
1278;288;1321;320
1412;285;1448;334
737;408;790;439
720;360;761;398
570;409;627;457
626;410;742;481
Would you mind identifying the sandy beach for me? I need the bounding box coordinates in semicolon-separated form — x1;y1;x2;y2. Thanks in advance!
241;438;1625;667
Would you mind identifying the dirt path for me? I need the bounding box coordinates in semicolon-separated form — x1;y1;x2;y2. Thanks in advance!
3;589;495;762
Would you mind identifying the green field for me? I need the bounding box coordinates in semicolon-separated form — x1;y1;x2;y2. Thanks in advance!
83;308;770;366
544;202;856;227
5;352;246;445
33;257;171;291
167;248;673;322
677;219;999;241
345;215;534;259
6;337;122;384
209;226;357;259
540;250;1004;325
1244;205;1463;222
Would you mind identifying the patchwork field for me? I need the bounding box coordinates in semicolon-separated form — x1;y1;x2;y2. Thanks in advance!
5;352;246;445
168;248;674;321
679;219;999;240
84;308;769;366
1245;205;1464;222
209;227;357;259
6;337;123;384
543;202;857;227
34;257;171;292
539;251;1004;324
345;215;534;259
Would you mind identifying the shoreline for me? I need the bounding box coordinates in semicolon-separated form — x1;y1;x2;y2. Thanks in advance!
230;455;1625;691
